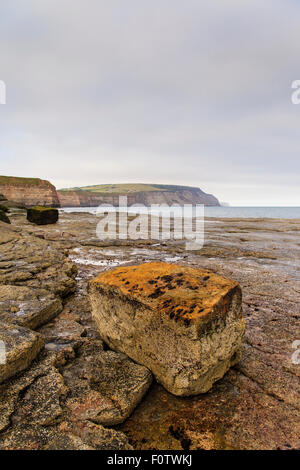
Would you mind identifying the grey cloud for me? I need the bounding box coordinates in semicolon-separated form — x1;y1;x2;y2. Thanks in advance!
0;0;300;205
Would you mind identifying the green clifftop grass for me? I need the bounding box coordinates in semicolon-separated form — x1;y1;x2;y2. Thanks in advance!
59;183;201;194
0;176;49;186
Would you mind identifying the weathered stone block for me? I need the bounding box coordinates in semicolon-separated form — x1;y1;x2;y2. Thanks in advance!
27;206;59;225
0;322;44;384
88;262;245;396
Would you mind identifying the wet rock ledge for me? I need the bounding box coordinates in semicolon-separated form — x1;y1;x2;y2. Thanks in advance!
0;221;77;382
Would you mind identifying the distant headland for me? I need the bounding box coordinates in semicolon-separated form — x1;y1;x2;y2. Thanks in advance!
0;177;220;208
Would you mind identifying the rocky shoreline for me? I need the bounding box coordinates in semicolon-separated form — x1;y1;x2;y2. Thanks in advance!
0;211;299;450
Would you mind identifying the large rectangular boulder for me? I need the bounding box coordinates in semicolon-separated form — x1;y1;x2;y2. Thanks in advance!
27;206;59;225
88;262;245;396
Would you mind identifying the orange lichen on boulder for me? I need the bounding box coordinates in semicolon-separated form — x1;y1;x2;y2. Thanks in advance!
92;262;240;325
89;262;245;396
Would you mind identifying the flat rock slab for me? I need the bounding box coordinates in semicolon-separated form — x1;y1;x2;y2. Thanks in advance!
89;262;245;396
0;322;44;384
0;285;62;330
63;341;152;425
0;223;77;297
41;317;86;351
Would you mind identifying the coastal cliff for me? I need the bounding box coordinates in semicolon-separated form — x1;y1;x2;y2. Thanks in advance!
0;178;220;208
58;184;220;207
0;176;60;208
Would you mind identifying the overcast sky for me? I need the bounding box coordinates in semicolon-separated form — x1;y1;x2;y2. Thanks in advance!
0;0;300;205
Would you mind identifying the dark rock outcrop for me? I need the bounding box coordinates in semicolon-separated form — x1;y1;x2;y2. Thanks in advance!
27;206;59;225
0;211;10;224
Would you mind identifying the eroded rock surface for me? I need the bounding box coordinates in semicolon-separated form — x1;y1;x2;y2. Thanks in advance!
0;211;299;450
0;285;62;330
0;219;149;449
89;262;245;396
0;323;44;384
0;222;77;384
0;222;77;297
63;341;152;425
0;333;134;450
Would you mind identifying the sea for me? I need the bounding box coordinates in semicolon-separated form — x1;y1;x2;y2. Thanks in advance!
60;206;300;219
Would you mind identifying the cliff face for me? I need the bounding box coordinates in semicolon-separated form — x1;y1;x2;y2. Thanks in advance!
57;186;220;207
134;188;220;206
0;176;60;208
0;177;220;208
